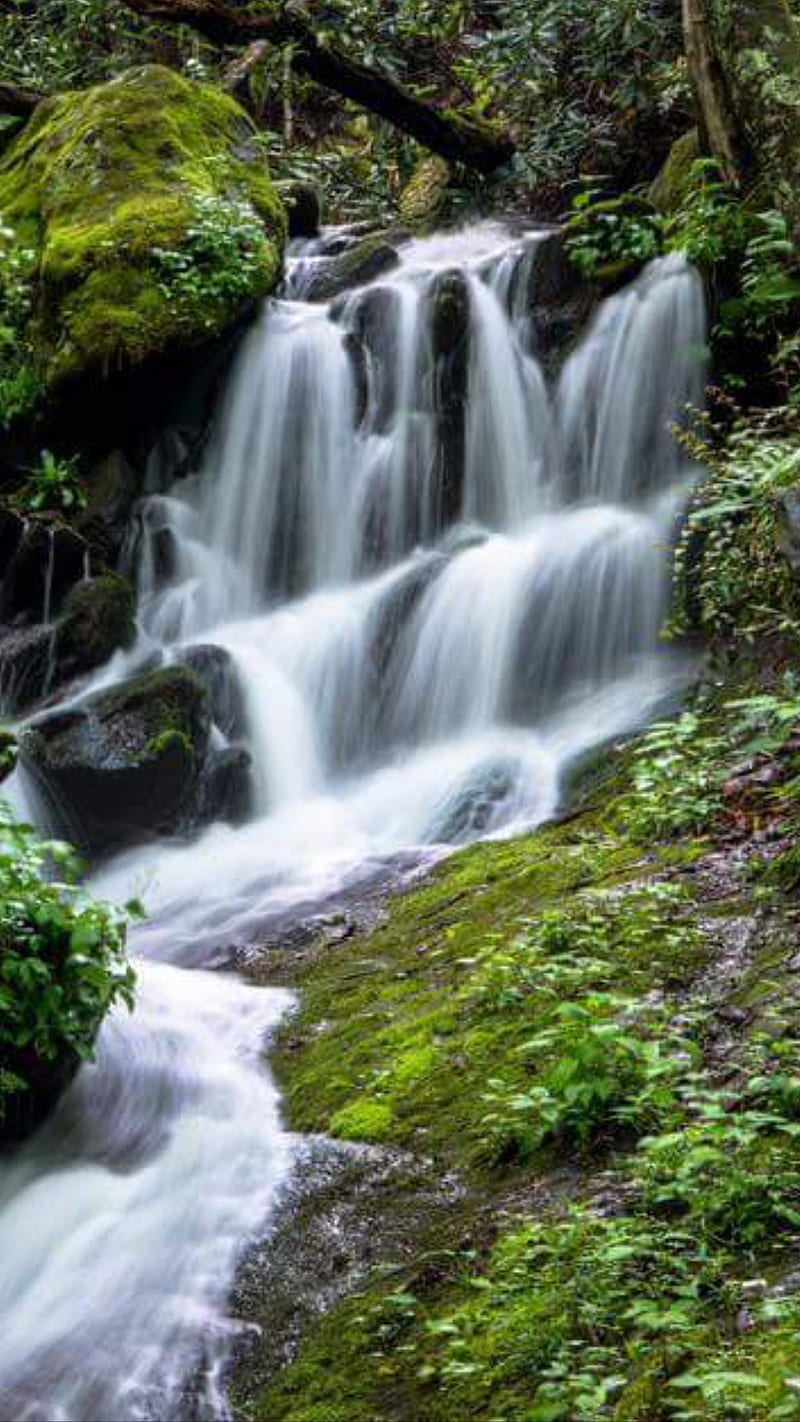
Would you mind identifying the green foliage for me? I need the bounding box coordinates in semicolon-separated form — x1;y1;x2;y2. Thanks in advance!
151;190;273;312
0;800;136;1123
24;449;87;516
565;191;664;279
673;414;800;642
621;713;728;841
0;220;41;427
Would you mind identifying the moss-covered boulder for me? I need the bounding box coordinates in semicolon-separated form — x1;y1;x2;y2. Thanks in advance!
0;65;286;388
398;154;451;229
21;664;211;854
305;233;401;302
53;574;136;680
649;128;700;214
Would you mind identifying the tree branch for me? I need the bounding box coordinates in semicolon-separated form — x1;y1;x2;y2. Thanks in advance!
120;0;515;173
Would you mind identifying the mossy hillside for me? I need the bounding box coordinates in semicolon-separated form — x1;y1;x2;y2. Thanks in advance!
0;65;286;386
247;667;800;1422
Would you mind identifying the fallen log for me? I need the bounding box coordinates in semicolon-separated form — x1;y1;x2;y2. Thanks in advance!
121;0;515;173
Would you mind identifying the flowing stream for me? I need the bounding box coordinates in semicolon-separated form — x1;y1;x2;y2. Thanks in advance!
0;222;705;1420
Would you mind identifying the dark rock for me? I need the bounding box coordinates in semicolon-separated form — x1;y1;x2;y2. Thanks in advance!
427;269;472;524
178;644;247;740
0;519;87;625
283;183;322;239
200;745;253;825
84;450;139;532
0;623;54;714
304;235;401;303
54;575;137;681
21;665;211;856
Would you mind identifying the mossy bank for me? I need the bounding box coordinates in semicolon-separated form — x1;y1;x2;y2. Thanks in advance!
232;642;800;1422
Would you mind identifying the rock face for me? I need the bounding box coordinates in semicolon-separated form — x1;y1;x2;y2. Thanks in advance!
21;665;211;854
0;65;286;389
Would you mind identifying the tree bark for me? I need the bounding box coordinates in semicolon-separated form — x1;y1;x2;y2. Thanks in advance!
120;0;515;173
682;0;743;184
0;81;43;119
684;0;800;212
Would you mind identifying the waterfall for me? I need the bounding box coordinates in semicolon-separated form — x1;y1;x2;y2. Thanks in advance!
0;220;706;1421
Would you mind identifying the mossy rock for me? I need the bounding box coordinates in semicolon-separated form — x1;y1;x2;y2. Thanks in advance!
398;155;451;230
649;127;700;214
54;573;137;679
0;65;286;387
305;233;401;302
21;664;211;854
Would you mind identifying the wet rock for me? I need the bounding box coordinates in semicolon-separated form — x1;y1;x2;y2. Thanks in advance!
432;761;518;844
0;623;54;714
54;574;137;681
0;517;87;625
84;449;139;534
282;182;322;239
523;230;596;372
200;744;252;825
21;665;211;855
304;234;401;303
427;269;471;523
178;644;247;740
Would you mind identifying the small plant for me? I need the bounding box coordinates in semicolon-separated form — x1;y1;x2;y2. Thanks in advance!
565;188;664;278
25;449;87;516
621;712;727;841
151;191;271;316
0;800;137;1127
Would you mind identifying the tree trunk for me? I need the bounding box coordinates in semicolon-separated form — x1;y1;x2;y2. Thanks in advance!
684;0;800;219
121;0;515;173
682;0;742;184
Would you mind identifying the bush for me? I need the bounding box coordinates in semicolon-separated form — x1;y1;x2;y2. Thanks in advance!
0;800;136;1136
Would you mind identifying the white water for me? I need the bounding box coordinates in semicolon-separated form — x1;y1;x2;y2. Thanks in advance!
0;222;706;1419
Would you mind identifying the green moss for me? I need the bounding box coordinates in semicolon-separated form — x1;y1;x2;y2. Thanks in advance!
0;65;286;386
143;728;193;762
398;155;451;229
329;1098;395;1141
649;128;701;213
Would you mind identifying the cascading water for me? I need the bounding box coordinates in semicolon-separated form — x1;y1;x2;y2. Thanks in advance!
0;221;706;1421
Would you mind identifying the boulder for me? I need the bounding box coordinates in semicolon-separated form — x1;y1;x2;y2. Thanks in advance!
304;234;401;303
21;665;211;854
0;729;17;784
282;182;322;239
0;65;286;390
398;155;451;230
427;269;471;524
177;643;247;740
53;574;137;680
649;128;701;214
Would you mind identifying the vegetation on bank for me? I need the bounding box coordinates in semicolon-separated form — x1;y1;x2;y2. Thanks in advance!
0;799;136;1141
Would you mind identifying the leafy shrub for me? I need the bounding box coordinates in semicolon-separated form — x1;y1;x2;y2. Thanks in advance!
0;801;136;1127
151;191;272;314
24;449;87;516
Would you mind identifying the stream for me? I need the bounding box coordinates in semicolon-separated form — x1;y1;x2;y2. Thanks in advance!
0;222;705;1420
